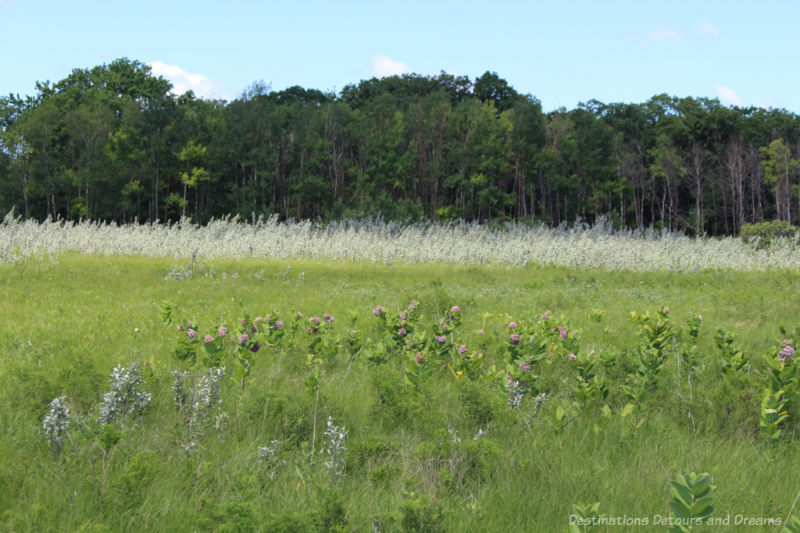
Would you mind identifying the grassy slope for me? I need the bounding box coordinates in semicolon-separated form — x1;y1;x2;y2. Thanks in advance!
1;255;799;531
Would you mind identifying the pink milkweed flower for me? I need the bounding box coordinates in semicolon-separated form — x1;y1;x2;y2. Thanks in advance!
437;335;447;344
296;311;302;319
567;353;577;360
414;353;425;364
310;317;320;326
274;321;283;330
204;335;214;343
373;305;384;316
187;329;197;339
408;303;416;311
558;326;568;339
519;362;531;373
250;342;260;353
255;316;262;323
238;333;249;344
400;312;408;321
218;327;227;337
458;345;468;354
251;325;258;333
510;333;520;345
509;322;517;330
542;311;552;320
451;305;460;312
779;345;795;363
398;328;407;336
325;314;335;324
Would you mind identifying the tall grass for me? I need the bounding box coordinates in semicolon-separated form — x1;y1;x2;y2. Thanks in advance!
3;213;799;271
2;256;800;531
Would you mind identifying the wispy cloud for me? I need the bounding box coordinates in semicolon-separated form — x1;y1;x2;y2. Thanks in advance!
714;85;743;107
699;20;718;37
148;61;229;100
371;55;411;78
648;28;682;41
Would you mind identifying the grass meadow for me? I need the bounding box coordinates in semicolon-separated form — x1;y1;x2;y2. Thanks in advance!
2;251;800;531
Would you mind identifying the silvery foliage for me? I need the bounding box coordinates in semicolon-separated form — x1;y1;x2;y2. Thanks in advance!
42;396;70;455
322;416;347;478
98;362;151;425
4;213;800;271
506;379;526;410
532;392;548;417
172;367;226;434
258;440;283;467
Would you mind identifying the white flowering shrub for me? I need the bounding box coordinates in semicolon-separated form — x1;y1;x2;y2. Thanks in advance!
3;213;800;271
98;363;151;425
42;396;70;456
322;416;348;478
172;367;226;435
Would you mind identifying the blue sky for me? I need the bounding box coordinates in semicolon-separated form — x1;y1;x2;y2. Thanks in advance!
2;0;798;112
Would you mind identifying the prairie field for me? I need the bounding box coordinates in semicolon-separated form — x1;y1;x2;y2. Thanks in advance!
2;224;800;531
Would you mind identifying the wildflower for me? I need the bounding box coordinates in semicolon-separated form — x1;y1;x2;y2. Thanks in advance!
187;329;197;339
250;342;260;353
255;316;262;323
437;335;447;344
204;335;214;343
662;307;670;314
296;311;302;319
508;321;517;330
310;316;321;326
373;305;384;316
414;353;425;364
43;396;70;455
178;324;184;332
218;326;227;337
274;321;283;330
519;362;531;373
238;333;249;344
779;345;795;363
398;328;407;336
451;305;460;312
251;325;258;333
240;319;247;326
400;312;408;320
558;326;568;339
510;333;520;345
98;363;151;425
476;329;484;335
458;345;468;354
408;302;417;311
567;353;577;360
325;314;334;324
542;311;552;320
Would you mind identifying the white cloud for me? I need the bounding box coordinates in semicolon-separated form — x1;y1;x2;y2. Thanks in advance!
648;28;682;41
148;61;229;100
699;20;718;37
714;85;743;107
371;55;411;78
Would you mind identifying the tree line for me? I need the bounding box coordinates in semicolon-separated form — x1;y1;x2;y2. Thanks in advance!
2;57;799;235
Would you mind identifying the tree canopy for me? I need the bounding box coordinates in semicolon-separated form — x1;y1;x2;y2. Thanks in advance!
2;58;800;235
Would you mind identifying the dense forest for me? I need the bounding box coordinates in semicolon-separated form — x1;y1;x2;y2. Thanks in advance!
2;58;800;235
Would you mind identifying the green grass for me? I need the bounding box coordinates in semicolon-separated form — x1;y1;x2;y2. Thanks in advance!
1;255;799;532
